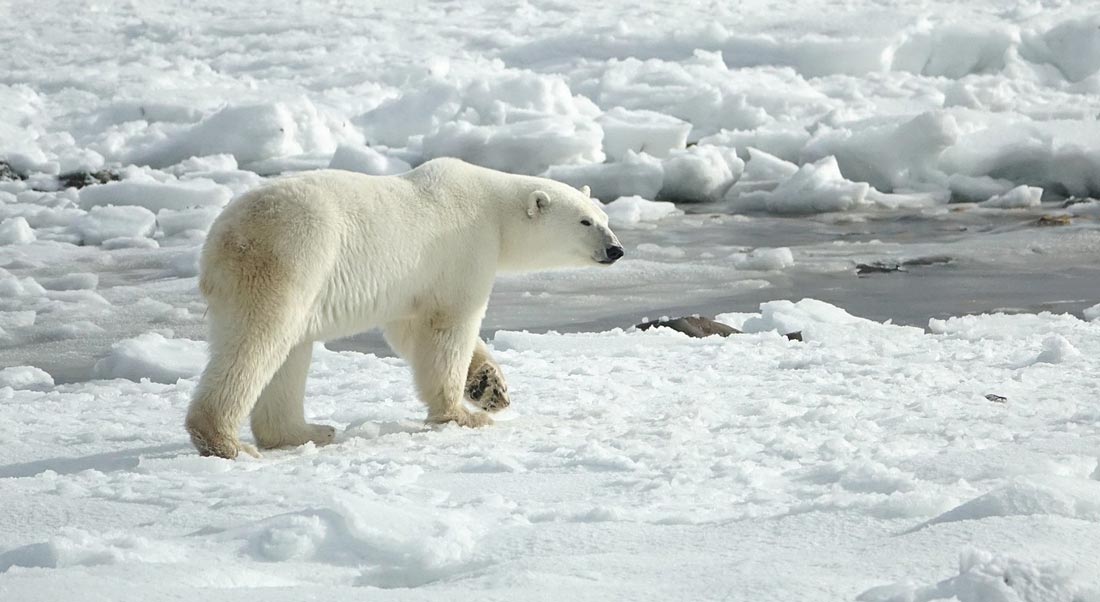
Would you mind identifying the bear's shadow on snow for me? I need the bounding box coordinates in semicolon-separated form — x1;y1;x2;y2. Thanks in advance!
0;443;188;478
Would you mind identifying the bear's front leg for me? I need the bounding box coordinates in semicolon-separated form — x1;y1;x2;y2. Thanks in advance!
466;338;510;412
398;315;494;428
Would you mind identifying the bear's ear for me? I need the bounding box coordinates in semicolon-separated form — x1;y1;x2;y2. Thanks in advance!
526;190;550;218
580;185;591;198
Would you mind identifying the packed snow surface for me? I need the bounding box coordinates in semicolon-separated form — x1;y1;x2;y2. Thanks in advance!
3;0;1100;600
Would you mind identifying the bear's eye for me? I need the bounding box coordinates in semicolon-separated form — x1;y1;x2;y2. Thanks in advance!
580;219;592;226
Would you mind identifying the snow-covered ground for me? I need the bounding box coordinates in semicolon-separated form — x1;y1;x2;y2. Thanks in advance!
3;0;1100;599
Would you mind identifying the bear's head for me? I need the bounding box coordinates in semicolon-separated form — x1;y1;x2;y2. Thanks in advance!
504;183;623;271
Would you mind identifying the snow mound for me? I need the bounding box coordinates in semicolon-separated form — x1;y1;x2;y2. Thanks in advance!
226;493;482;588
71;205;157;246
0;366;53;390
1031;334;1082;365
79;175;232;212
979;185;1043;209
602;195;681;227
328;145;411;176
921;478;1100;529
545;151;663;202
0;528;182;572
859;548;1097;602
728;156;870;214
597;107;691;161
92;332;206;383
0;217;35;245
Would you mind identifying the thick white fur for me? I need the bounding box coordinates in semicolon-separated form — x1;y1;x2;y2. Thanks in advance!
185;158;620;458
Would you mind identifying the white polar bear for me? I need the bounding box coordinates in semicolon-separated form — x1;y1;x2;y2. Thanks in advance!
185;158;623;458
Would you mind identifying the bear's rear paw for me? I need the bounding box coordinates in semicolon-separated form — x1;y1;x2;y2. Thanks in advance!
428;407;494;428
187;422;244;459
255;423;337;450
466;362;510;413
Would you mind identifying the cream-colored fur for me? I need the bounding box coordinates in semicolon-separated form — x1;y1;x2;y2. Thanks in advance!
185;158;621;458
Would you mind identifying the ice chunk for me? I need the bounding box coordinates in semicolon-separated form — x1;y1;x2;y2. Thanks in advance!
602;195;681;227
728;156;870;214
92;332;206;383
733;247;794;271
596;107;691;161
0;216;35;244
1032;334;1081;365
129;100;356;169
659;145;744;202
0;366;53;390
79;176;232;212
329;145;412;175
422;117;603;175
156;207;221;238
1084;303;1100;321
545;151;663;201
979;185;1043;208
801;111;958;192
41;273;98;291
1024;16;1100;82
724;147;800;197
72;205;157;246
947;174;1016;203
357;79;462;147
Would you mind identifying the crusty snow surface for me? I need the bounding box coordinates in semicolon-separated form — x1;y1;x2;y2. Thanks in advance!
3;0;1100;600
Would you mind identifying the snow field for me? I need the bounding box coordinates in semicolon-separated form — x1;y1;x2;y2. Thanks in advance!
2;300;1099;599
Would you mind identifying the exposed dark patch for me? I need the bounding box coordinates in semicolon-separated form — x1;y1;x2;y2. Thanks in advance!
856;262;904;275
638;315;740;338
466;362;509;412
57;169;120;190
637;315;803;341
985;393;1007;404
902;255;953;267
1037;214;1072;226
857;256;954;275
0;160;25;181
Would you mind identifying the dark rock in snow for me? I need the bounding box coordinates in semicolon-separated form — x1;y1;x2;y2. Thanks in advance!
637;316;740;338
856;262;903;274
0;160;25;181
985;393;1007;404
58;170;120;189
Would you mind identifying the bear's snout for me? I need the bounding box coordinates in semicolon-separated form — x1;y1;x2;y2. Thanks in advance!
600;245;624;264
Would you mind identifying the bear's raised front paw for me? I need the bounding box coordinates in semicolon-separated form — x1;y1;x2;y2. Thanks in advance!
428;407;494;428
466;362;510;412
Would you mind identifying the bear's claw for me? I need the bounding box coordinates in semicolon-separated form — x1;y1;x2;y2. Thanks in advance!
466;362;510;412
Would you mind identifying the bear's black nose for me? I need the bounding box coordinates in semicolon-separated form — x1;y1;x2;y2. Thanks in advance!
605;245;624;262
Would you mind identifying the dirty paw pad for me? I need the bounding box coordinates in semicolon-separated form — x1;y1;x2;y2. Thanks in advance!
466;363;510;412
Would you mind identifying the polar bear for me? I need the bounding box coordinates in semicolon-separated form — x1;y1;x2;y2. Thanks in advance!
185;158;623;458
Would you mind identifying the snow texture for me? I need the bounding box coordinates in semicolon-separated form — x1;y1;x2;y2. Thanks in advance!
3;0;1100;599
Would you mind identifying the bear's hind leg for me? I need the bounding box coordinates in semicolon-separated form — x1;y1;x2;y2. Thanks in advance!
185;310;302;459
250;342;336;450
385;316;493;428
466;338;510;412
